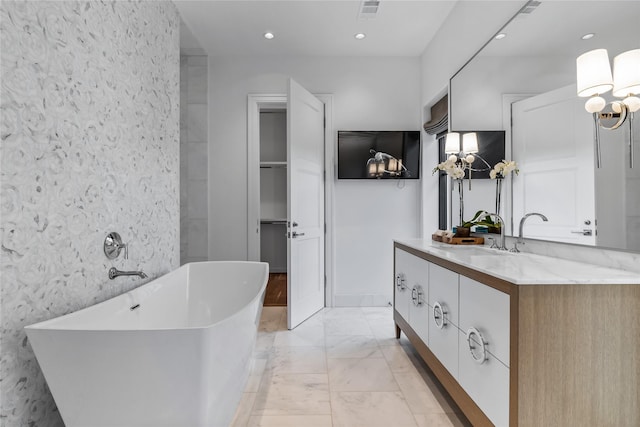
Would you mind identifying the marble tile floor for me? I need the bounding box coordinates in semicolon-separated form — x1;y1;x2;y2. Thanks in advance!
232;306;470;427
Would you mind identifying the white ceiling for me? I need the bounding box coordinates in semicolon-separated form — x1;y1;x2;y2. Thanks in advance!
174;0;458;57
480;1;640;58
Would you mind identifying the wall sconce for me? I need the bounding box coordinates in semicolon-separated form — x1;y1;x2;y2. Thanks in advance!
576;48;640;168
366;149;406;178
444;132;490;187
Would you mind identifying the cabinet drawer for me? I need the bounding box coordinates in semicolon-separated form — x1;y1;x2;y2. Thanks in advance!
428;263;459;327
458;330;509;427
407;257;429;343
394;248;412;321
459;276;510;366
428;304;459;379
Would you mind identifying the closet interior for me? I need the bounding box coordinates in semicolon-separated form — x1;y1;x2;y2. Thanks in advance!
259;108;287;306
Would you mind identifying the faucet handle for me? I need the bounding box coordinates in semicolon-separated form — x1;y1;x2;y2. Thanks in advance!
487;237;499;249
104;232;128;260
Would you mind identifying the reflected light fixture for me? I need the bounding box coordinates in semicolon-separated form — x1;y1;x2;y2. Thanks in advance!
264;32;275;40
495;33;507;40
366;149;406;178
581;33;595;40
576;48;640;168
354;33;366;40
443;132;490;188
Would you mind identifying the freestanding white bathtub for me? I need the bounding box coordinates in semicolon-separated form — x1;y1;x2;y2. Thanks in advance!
25;261;269;427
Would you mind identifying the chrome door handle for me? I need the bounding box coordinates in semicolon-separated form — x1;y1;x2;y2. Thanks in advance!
291;231;305;238
467;327;488;365
395;273;406;291
570;229;593;236
432;301;448;329
411;286;424;307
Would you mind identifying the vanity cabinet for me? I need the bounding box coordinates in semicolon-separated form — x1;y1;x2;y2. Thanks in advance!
393;241;640;427
394;248;412;322
427;264;459;379
458;276;510;427
394;248;429;343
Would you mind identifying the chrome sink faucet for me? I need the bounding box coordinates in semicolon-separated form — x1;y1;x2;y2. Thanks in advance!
511;212;549;252
477;211;507;250
108;267;147;280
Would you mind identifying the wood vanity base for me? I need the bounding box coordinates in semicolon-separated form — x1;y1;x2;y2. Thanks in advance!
394;241;640;427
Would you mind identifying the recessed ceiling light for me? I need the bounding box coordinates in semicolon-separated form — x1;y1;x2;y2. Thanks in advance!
581;33;595;40
495;33;507;40
354;33;366;40
264;32;275;40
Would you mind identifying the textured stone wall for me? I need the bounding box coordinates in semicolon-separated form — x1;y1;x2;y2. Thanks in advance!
0;1;180;425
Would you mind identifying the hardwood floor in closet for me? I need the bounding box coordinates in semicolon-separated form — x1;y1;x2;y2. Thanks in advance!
263;273;287;306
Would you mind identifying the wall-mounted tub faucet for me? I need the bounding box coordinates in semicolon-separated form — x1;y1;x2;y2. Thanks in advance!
108;267;147;280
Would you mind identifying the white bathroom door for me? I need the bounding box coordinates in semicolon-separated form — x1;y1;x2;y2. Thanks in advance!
512;84;596;245
287;78;325;330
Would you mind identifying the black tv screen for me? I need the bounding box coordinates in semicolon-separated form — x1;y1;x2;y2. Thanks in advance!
337;131;421;179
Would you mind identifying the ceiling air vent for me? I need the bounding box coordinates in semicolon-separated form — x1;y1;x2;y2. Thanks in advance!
359;0;380;19
519;0;541;15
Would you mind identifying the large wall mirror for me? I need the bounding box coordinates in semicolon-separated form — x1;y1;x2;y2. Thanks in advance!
449;0;640;252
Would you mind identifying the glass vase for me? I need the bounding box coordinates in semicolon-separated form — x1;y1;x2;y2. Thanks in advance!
495;177;503;216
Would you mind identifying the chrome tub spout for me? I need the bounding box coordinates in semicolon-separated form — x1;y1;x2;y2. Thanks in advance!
108;267;148;280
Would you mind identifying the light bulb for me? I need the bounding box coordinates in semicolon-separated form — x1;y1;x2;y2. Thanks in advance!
465;154;475;164
612;101;622;113
585;96;606;113
448;154;458;163
623;96;640;113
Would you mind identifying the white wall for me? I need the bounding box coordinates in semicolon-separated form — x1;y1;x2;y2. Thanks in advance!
450;55;574;130
420;1;527;234
0;2;180;425
207;56;421;306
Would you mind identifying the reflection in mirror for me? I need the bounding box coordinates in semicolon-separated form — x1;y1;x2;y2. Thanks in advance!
449;0;640;251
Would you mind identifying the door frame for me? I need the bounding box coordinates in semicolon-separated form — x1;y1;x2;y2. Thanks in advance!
247;93;335;307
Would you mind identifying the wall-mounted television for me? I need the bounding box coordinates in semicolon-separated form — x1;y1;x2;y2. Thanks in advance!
337;131;421;179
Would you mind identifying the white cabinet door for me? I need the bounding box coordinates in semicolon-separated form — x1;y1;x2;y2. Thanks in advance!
428;263;459;326
428;263;459;379
407;256;429;344
394;248;412;322
458;330;510;427
458;276;510;366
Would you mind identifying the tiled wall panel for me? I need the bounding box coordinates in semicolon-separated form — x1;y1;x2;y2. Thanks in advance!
180;54;208;264
0;2;180;425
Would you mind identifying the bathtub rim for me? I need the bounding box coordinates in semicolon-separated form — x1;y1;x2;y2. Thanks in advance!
24;260;269;333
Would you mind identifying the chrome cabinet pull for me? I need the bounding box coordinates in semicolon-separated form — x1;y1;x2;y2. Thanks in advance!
411;285;424;307
570;229;593;236
395;273;406;291
467;327;488;365
291;231;305;238
432;301;448;329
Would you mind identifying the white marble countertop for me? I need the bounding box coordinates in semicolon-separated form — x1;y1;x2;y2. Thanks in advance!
395;239;640;285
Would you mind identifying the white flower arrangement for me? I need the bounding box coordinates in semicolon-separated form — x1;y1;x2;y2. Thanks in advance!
489;160;519;179
433;155;465;179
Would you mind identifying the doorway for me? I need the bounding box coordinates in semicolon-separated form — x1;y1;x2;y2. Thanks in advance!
247;82;335;329
259;107;288;306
